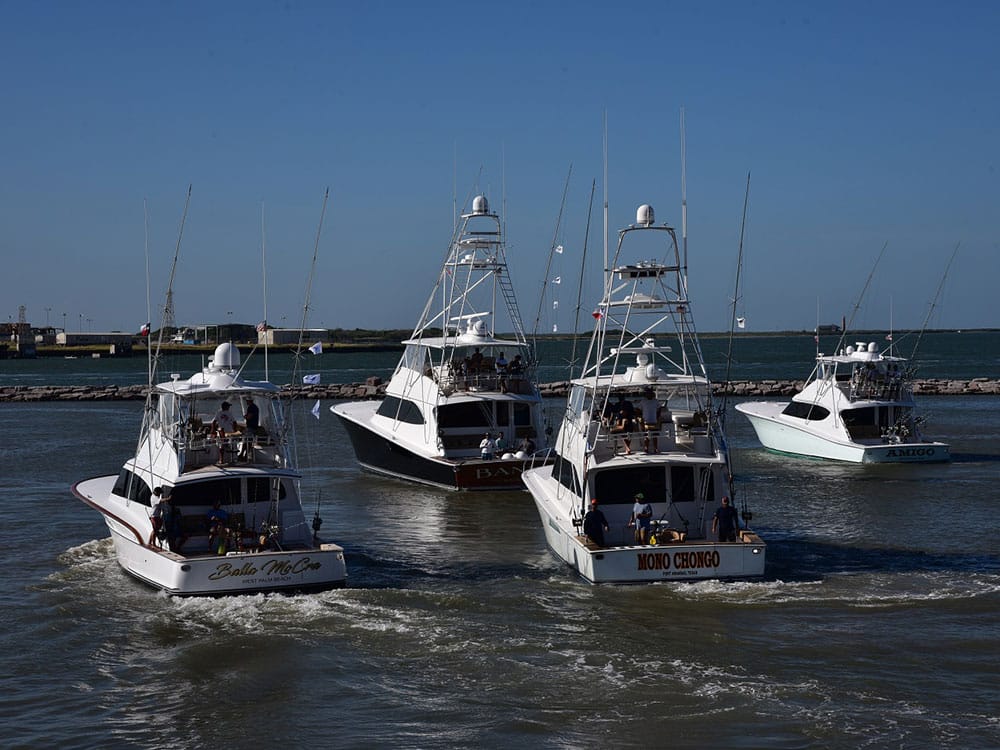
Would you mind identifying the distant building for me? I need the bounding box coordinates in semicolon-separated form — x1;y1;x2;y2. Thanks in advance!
57;332;137;347
260;328;333;346
816;324;842;334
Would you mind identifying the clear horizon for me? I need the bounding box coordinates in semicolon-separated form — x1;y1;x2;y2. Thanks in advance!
2;2;997;336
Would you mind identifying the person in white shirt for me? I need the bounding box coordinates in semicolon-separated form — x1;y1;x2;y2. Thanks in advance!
212;401;237;436
479;433;497;460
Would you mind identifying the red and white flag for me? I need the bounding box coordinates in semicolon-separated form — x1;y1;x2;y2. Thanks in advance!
592;310;603;320
140;322;150;336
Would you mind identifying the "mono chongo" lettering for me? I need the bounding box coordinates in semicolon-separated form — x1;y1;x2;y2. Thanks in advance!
637;550;721;572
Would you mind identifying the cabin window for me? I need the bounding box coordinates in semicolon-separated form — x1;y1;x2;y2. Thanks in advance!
170;479;242;508
670;466;696;503
512;402;531;426
247;477;271;504
112;469;130;498
377;395;425;425
438;401;493;428
593;466;666;505
496;403;510;426
841;407;877;427
553;452;581;495
782;402;831;421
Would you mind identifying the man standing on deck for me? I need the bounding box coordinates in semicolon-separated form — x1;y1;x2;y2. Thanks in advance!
629;492;653;545
583;498;609;547
712;495;740;543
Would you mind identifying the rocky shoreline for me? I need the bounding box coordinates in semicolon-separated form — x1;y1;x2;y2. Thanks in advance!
2;377;998;402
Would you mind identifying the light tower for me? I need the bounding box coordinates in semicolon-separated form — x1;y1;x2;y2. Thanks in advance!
162;289;176;335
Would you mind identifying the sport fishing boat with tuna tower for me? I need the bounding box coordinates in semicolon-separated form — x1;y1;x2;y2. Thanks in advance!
521;203;766;583
332;194;550;490
72;342;347;595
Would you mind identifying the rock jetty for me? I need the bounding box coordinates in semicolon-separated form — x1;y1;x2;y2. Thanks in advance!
2;377;998;402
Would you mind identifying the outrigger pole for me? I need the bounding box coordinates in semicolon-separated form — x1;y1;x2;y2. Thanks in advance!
531;164;573;350
833;240;889;356
911;242;960;363
570;179;598;380
721;172;751;421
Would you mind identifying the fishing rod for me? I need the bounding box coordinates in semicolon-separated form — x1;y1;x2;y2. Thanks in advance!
137;186;191;465
288;188;330;471
910;242;960;363
833;241;889;356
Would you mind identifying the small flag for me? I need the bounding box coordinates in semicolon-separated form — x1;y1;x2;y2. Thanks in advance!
592;310;603;320
555;245;564;254
256;321;267;333
552;324;558;332
309;341;323;355
140;322;150;336
814;335;820;343
885;333;893;341
552;276;561;285
311;400;321;419
303;374;321;385
552;300;559;309
737;317;746;329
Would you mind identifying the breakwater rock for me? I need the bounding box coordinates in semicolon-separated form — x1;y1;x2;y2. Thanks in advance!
2;377;999;403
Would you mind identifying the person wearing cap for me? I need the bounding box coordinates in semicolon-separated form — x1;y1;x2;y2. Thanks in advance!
582;498;609;547
712;495;740;542
212;400;237;437
629;492;653;544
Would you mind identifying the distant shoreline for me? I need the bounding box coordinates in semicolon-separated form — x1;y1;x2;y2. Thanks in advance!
12;327;1000;359
3;378;998;402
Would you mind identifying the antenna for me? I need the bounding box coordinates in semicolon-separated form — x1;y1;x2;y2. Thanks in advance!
602;109;609;287
261;200;269;381
680;107;688;278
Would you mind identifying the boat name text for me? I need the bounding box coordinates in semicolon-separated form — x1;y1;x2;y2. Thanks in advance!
885;448;937;458
637;550;721;572
208;557;322;580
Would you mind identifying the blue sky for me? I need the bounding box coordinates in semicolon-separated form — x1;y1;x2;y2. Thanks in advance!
2;1;997;334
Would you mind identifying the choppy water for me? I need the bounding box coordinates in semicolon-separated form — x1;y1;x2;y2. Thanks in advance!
2;335;999;749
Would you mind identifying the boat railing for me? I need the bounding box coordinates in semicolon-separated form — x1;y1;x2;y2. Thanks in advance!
434;361;535;396
173;424;284;472
586;417;717;461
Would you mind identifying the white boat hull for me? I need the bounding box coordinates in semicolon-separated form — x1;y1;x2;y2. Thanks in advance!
737;402;950;464
74;476;347;596
524;469;765;584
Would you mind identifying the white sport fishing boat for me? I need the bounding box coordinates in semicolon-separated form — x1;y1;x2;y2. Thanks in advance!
73;342;347;595
522;204;766;583
332;194;550;490
736;341;950;463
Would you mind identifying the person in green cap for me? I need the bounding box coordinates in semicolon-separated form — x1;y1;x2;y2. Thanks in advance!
629;492;653;545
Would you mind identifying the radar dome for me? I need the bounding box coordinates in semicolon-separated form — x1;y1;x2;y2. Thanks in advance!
637;204;655;226
472;195;489;215
211;342;241;370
